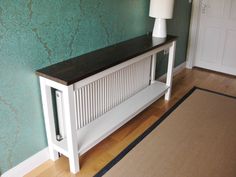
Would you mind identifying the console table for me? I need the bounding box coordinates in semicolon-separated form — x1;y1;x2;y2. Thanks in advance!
36;34;177;174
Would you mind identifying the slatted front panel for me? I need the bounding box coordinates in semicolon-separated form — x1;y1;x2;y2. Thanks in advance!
75;57;152;129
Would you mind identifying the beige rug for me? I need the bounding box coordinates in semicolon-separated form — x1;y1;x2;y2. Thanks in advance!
95;88;236;177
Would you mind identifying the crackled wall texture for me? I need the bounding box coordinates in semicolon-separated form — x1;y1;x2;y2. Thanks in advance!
0;0;191;173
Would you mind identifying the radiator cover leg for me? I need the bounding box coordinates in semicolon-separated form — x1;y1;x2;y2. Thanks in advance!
165;41;176;100
63;85;80;174
39;78;59;161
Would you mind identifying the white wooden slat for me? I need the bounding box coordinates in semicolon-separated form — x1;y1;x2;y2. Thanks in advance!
74;57;152;128
77;81;168;155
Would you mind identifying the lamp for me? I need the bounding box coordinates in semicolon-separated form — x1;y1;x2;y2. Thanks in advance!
149;0;175;38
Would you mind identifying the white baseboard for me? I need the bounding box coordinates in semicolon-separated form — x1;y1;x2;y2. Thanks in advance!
186;60;193;69
158;62;186;80
2;148;49;177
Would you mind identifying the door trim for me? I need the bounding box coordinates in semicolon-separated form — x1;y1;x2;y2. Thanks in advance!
186;0;201;69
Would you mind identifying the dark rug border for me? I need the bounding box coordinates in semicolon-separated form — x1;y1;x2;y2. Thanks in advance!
94;86;236;177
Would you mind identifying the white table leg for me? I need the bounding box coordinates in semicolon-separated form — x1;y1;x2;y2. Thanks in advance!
39;77;59;161
165;41;176;100
63;85;80;174
150;53;157;84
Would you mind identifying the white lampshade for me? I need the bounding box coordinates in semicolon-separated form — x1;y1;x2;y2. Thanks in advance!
149;0;175;38
149;0;175;19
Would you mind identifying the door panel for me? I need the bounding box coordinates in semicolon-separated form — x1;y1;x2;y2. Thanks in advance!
222;30;236;67
207;0;225;18
229;0;236;20
194;0;236;76
201;28;221;63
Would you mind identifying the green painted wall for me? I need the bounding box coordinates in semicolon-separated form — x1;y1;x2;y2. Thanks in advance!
0;0;191;173
156;0;192;77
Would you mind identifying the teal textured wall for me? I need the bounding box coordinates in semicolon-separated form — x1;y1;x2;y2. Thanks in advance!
0;0;191;173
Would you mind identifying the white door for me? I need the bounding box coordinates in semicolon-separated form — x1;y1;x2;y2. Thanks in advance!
194;0;236;75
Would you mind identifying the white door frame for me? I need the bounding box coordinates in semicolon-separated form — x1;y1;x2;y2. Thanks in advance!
186;0;201;69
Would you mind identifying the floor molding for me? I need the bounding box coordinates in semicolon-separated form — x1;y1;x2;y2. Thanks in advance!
2;148;49;177
158;62;186;80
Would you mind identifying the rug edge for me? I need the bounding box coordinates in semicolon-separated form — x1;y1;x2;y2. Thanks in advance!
93;87;236;177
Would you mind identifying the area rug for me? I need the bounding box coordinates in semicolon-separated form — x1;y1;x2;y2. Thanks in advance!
94;87;236;177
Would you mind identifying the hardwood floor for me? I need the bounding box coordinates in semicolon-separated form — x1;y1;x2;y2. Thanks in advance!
25;68;236;177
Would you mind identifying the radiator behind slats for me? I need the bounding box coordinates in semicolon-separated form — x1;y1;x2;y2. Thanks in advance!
75;57;151;129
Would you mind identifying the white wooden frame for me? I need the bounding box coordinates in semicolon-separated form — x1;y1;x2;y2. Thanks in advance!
38;40;176;174
186;0;201;69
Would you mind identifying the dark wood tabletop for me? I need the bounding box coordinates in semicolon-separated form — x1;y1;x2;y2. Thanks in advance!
36;34;177;85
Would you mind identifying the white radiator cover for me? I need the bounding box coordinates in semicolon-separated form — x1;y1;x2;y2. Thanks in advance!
38;39;176;174
74;57;152;129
